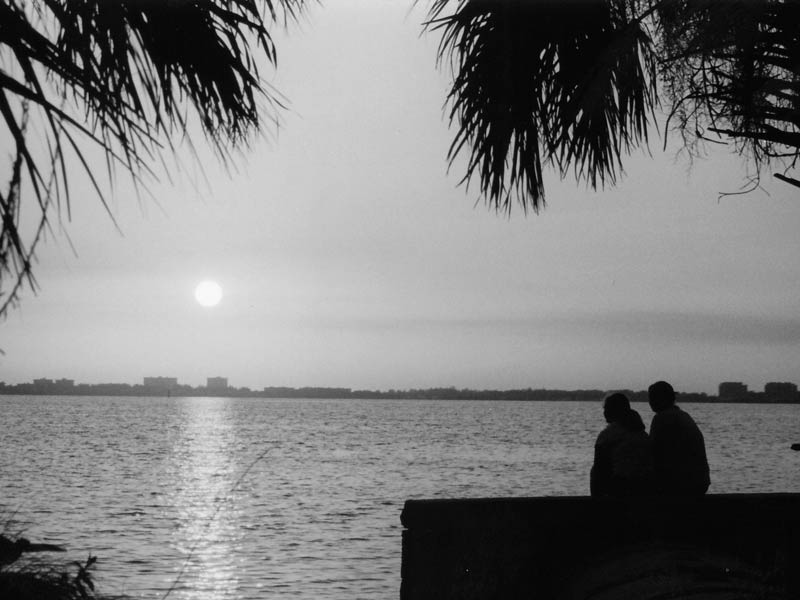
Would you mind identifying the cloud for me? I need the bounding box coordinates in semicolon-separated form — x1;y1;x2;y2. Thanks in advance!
296;309;800;346
570;310;800;346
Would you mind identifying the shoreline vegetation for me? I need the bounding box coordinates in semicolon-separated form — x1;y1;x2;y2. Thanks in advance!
0;535;109;600
1;381;798;404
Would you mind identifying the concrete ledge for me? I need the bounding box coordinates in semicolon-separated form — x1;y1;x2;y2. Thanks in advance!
401;494;800;600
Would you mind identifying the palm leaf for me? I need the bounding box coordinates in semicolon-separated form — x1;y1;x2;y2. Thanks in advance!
0;0;305;317
427;0;658;213
429;0;800;210
657;0;800;175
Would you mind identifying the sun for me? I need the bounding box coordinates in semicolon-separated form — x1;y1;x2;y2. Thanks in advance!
195;280;223;307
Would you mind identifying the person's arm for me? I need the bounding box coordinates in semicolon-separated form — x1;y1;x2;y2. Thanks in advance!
648;414;668;485
590;436;612;497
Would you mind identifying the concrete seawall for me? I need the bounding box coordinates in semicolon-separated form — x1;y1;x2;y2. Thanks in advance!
401;494;800;599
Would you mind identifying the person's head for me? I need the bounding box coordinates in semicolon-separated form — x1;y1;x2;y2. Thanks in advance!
648;380;676;412
603;393;631;423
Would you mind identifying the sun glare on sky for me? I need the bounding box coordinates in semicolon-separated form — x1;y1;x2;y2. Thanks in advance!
3;2;800;394
195;280;223;307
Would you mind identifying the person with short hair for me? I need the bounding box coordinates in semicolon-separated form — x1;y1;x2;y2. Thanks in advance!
591;393;655;497
647;381;710;495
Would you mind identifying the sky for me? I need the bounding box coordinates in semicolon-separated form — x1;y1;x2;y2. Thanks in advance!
2;1;800;395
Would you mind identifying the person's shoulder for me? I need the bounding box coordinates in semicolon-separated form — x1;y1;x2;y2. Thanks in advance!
596;422;625;446
650;407;679;431
674;405;699;422
654;406;682;419
626;428;653;451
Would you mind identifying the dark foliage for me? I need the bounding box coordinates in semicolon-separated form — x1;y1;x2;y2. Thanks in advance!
3;0;799;317
0;0;303;317
1;546;106;600
426;0;800;212
427;0;657;213
658;0;800;183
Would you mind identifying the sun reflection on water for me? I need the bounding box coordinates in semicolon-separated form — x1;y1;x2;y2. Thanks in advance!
167;397;242;600
2;398;800;599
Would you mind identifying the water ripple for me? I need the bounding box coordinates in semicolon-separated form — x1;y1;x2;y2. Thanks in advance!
1;396;798;599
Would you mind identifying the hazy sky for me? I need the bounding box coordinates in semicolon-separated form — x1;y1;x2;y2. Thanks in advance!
2;1;799;394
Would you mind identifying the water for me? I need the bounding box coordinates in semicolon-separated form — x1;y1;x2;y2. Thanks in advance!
1;396;798;599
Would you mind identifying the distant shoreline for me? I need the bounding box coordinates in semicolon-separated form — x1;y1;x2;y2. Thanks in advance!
1;384;797;404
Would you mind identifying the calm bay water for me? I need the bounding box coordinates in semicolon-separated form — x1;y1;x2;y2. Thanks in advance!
1;396;799;599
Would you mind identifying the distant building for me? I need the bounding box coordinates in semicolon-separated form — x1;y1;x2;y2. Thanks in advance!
33;378;54;387
719;382;748;401
764;382;798;403
55;378;74;388
143;376;178;389
207;377;228;391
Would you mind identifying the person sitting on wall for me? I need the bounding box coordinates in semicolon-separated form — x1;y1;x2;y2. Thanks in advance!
647;380;710;495
591;393;655;497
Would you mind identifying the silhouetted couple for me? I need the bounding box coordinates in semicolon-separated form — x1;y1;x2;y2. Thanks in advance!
590;381;710;497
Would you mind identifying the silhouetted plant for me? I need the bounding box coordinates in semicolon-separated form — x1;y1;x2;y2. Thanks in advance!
425;0;800;213
657;0;800;187
0;0;303;317
1;549;111;600
3;0;800;318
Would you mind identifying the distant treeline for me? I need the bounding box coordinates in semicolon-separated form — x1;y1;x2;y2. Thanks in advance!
1;381;797;403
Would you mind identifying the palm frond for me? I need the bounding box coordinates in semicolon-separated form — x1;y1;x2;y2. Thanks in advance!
657;0;800;174
427;0;658;213
0;0;305;317
429;0;800;209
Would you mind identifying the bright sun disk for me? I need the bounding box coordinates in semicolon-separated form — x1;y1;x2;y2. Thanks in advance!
195;280;223;307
